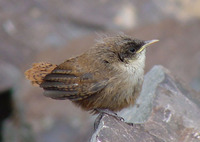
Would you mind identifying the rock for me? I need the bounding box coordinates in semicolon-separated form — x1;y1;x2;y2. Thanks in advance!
91;114;164;142
91;65;200;142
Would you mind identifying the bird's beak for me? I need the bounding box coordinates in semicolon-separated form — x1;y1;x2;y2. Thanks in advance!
136;39;159;53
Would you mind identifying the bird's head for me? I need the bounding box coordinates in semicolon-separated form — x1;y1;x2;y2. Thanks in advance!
94;35;159;65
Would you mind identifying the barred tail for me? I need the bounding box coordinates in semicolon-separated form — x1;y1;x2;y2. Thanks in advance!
25;62;57;86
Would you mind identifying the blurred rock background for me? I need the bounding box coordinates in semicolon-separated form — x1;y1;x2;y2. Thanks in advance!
0;0;200;142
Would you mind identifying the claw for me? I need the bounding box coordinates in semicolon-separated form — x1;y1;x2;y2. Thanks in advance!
95;108;125;121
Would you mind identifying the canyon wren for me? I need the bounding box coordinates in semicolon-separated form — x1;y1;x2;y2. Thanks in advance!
25;34;159;114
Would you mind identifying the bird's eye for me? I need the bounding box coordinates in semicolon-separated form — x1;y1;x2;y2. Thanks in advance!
129;47;136;53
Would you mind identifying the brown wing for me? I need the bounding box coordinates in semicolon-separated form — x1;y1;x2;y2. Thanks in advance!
40;60;108;101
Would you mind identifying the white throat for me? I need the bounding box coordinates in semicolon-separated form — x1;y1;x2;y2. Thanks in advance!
115;51;146;75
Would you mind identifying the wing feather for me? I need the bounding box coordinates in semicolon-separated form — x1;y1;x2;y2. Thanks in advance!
40;63;108;101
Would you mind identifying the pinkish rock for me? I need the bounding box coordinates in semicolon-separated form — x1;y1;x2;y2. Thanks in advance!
91;65;200;142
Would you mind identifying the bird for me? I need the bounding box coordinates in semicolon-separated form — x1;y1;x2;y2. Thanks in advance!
25;34;158;116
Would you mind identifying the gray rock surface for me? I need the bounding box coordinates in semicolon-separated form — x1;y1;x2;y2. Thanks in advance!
91;65;200;142
91;114;164;142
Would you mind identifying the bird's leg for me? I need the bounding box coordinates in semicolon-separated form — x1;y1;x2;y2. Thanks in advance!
95;108;124;121
94;113;103;130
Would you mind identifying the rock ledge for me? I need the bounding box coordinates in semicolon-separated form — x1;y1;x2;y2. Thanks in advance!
91;65;200;142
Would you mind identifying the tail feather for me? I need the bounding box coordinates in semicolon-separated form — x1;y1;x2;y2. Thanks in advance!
25;62;57;86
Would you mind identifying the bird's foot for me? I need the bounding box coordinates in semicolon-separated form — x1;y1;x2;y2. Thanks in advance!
94;113;103;130
94;109;125;130
95;108;124;121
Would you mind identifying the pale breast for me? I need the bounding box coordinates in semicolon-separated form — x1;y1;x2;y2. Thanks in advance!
111;52;146;107
115;51;145;86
